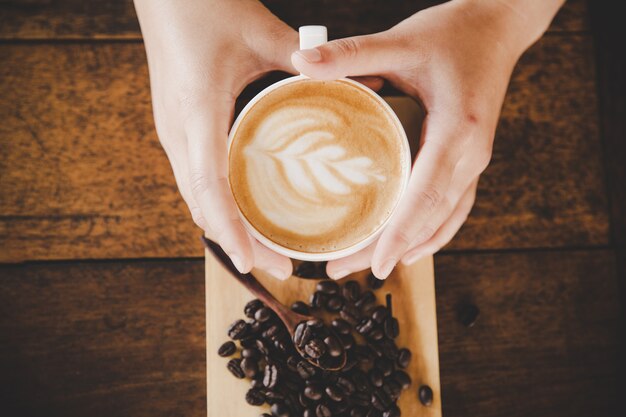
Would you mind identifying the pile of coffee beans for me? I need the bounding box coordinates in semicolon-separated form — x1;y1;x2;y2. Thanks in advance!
219;273;413;416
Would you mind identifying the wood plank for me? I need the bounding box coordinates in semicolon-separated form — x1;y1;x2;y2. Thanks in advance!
589;4;626;412
0;260;206;417
434;250;620;417
450;33;609;250
0;35;608;261
0;0;588;40
205;250;440;417
0;249;619;416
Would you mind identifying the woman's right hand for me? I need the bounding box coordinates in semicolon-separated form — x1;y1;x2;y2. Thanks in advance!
134;0;298;279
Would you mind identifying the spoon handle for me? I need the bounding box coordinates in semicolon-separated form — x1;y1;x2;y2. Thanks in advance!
201;236;295;328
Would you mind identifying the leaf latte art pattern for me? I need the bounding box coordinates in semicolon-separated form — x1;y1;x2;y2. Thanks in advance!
229;79;407;253
246;106;386;201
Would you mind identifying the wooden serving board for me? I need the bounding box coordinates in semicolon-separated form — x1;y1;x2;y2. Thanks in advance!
205;256;442;416
205;96;440;416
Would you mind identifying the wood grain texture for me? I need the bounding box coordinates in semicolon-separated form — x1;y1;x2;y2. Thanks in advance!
0;250;619;416
206;251;440;417
449;34;609;250
435;250;620;417
589;3;626;411
0;0;588;40
0;35;608;261
0;260;206;417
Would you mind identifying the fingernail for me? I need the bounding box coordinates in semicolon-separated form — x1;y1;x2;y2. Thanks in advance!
378;259;397;279
268;268;290;281
403;251;424;266
295;48;322;63
330;269;351;280
229;255;245;273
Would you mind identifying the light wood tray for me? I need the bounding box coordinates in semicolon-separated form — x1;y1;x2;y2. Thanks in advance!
205;255;441;416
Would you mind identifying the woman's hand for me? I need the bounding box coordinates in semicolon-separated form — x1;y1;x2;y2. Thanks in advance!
291;0;564;279
134;0;298;279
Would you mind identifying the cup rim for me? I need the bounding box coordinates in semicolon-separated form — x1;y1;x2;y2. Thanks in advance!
227;75;412;261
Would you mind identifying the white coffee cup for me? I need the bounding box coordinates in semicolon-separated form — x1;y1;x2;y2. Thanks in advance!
227;26;412;261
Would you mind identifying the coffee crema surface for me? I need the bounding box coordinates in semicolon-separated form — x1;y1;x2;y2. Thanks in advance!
229;79;407;253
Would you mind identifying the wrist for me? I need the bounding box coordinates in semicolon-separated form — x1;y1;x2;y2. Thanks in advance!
454;0;565;59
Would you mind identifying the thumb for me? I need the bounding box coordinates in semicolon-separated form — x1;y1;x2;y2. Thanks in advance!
291;32;402;80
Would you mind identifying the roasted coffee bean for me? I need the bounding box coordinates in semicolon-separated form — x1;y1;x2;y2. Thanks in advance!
340;304;360;325
291;301;310;316
244;299;263;318
255;307;272;322
273;338;288;352
369;328;384;341
263;363;279;389
306;318;324;328
351;406;367;417
325;295;344;312
457;303;480;327
356;318;375;336
286;356;299;372
368;342;384;358
367;272;385;290
371;306;390;324
264;324;281;339
251;379;264;389
372;389;392;411
418;385;433;406
242;348;260;359
241;358;258;378
369;368;384;387
324;335;343;357
270;403;291;417
303;408;316;417
255;339;269;355
317;280;339;294
336;377;355;395
227;319;249;340
249;321;263;335
305;338;326;359
227;358;245;379
304;384;323;401
339;333;355;350
265;390;284;405
351;370;369;392
293;322;306;347
218;341;236;357
325;385;344;402
383;380;402;400
310;291;328;309
384;317;400;339
240;337;257;349
315;404;331;417
393;370;412;390
246;388;265;406
380;339;399;360
355;291;376;309
352;391;371;406
397;348;412;369
343;280;361;301
297;361;317;380
331;318;352;335
294;261;320;279
382;405;400;417
376;357;394;377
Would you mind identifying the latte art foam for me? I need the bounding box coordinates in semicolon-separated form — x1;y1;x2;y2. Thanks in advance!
229;79;407;253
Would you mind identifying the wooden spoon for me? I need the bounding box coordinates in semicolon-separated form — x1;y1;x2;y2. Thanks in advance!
201;236;347;370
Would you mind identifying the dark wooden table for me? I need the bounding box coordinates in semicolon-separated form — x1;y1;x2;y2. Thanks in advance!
0;1;623;416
